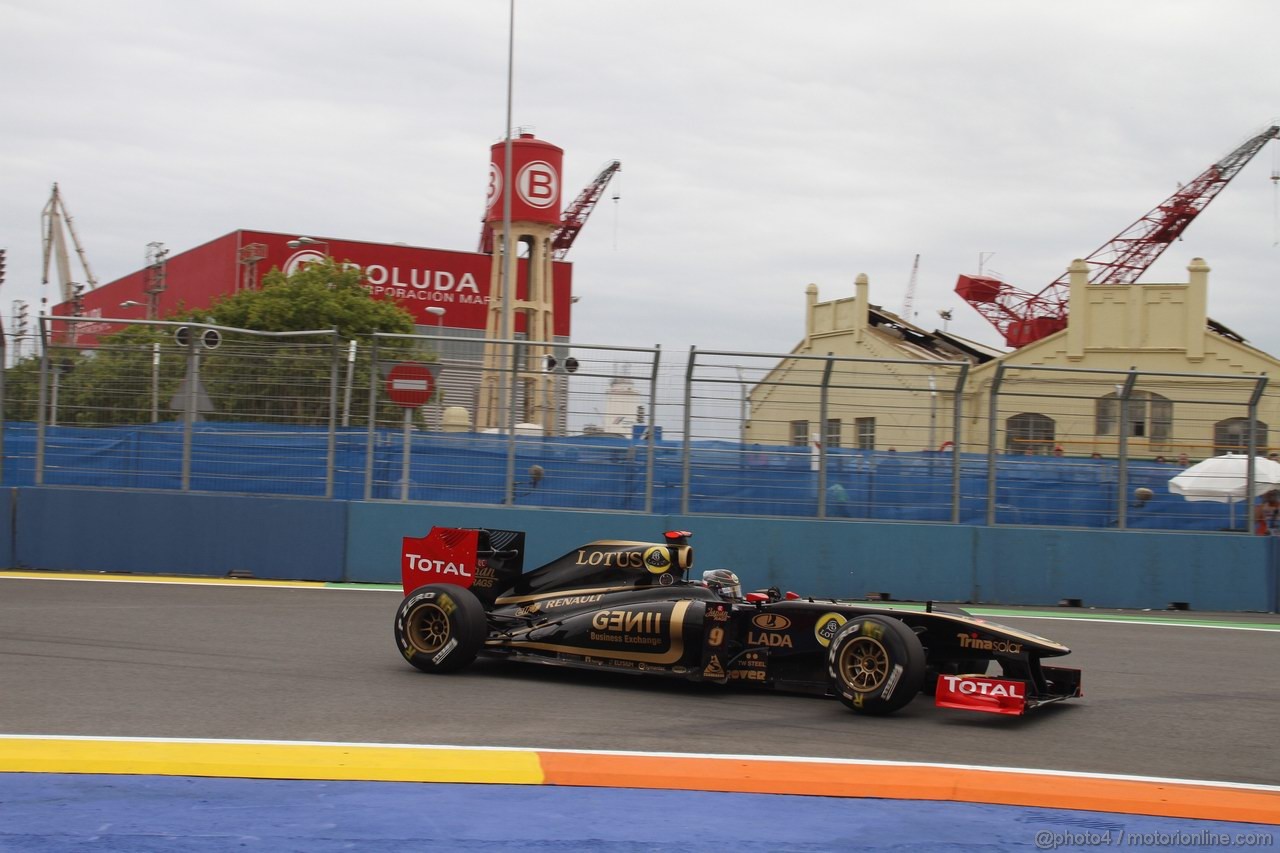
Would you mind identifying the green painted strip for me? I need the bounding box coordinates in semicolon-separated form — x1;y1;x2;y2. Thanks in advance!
840;600;1280;631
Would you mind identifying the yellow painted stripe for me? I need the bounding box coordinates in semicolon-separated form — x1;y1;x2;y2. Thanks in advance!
0;738;543;785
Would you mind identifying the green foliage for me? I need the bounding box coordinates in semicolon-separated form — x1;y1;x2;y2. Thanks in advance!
6;259;433;426
3;355;42;421
181;259;416;338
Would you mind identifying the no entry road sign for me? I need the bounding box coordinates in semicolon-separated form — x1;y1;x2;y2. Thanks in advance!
386;362;436;407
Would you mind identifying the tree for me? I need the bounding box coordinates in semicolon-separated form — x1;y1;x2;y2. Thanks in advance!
7;259;429;427
167;259;424;425
187;258;415;339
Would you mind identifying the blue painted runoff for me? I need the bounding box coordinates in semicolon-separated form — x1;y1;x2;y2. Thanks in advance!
0;774;1273;852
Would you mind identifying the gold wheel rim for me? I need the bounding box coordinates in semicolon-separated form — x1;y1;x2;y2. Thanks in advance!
838;636;890;692
406;602;451;655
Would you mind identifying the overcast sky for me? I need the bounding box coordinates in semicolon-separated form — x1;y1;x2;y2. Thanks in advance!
4;1;1280;360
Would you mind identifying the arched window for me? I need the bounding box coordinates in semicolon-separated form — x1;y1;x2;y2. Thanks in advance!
1214;417;1268;454
1006;413;1055;455
1095;391;1172;440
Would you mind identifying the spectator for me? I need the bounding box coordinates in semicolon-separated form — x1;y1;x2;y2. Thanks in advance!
1090;451;1103;459
826;482;852;518
1052;446;1064;457
1255;490;1280;535
1177;453;1190;466
1154;456;1167;464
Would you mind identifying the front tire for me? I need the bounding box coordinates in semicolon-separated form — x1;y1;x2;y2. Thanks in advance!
828;615;926;715
394;584;487;673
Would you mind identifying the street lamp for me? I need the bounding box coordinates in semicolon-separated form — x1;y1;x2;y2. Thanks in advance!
424;306;447;431
120;300;144;309
287;236;327;249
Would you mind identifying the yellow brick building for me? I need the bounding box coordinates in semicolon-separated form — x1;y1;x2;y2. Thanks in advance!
745;258;1278;459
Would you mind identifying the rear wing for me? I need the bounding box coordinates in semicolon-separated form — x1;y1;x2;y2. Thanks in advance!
401;527;526;605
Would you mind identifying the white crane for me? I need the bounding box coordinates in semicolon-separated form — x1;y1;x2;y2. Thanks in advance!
41;183;98;310
900;253;920;319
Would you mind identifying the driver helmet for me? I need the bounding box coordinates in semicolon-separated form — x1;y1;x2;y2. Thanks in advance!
702;568;742;600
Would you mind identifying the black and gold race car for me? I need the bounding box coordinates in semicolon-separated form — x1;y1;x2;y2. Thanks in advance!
393;528;1082;716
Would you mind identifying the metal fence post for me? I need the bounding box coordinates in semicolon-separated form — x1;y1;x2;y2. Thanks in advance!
985;365;1006;526
1116;370;1138;529
326;330;339;500
150;342;160;423
364;336;379;501
504;338;518;507
34;319;48;485
681;347;696;516
342;339;357;428
645;346;660;514
1246;374;1269;528
181;327;198;491
816;354;833;518
951;364;970;524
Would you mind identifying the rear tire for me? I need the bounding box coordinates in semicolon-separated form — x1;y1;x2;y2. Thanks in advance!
394;584;487;674
828;615;926;715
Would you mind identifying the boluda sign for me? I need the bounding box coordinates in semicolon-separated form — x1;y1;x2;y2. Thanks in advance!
251;232;574;336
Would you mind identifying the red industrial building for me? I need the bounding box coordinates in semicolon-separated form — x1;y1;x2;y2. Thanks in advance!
52;230;576;344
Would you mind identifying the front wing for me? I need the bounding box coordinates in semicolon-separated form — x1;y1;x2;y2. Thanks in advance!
934;666;1083;715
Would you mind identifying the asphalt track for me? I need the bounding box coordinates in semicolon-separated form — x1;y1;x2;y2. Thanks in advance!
2;573;1278;849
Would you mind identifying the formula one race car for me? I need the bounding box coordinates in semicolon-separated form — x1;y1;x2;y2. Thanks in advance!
393;528;1082;716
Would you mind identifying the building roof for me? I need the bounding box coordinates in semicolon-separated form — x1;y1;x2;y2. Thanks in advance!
865;304;999;364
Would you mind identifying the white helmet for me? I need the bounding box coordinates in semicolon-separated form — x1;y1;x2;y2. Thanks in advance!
702;569;742;600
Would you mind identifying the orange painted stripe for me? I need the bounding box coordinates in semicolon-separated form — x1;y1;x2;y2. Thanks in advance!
537;753;1280;825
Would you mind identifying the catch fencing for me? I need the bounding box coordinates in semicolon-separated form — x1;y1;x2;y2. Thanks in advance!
4;317;1274;532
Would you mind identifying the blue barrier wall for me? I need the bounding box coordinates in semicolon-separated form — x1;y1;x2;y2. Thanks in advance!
5;421;1256;531
972;526;1273;611
14;489;347;581
345;500;1275;611
8;489;1275;611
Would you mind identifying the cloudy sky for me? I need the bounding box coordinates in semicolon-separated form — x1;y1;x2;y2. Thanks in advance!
4;1;1280;359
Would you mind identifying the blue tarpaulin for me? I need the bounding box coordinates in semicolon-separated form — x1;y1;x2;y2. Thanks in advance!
2;421;1245;530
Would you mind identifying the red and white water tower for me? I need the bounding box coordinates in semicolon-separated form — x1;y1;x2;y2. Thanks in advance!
477;132;564;431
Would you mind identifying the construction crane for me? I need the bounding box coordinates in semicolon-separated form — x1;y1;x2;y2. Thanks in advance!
956;124;1280;348
478;160;621;257
899;253;920;319
550;160;621;259
40;183;98;310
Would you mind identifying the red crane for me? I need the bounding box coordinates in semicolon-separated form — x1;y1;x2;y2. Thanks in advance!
957;124;1280;348
478;160;621;257
551;160;621;259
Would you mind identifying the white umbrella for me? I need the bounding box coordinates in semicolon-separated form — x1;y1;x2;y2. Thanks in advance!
1168;453;1280;503
1168;453;1280;530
